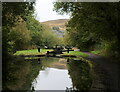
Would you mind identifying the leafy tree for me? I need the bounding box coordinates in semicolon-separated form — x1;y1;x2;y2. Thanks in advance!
26;16;43;46
42;30;61;47
2;2;34;57
2;2;35;88
9;19;31;52
53;2;120;56
26;15;62;48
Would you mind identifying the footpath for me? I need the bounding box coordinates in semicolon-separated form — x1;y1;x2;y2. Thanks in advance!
83;52;119;91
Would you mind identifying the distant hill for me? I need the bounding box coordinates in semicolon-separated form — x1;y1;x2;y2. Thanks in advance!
41;19;69;31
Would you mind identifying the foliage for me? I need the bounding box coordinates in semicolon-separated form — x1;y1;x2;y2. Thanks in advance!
9;19;31;52
26;16;43;46
42;29;63;47
2;2;34;57
2;2;58;54
26;16;62;48
57;37;65;46
53;2;120;57
2;2;35;89
63;31;72;46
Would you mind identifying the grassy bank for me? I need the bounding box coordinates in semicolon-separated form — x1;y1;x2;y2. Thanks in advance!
90;50;107;57
90;50;102;55
63;51;88;57
14;49;52;55
14;49;88;57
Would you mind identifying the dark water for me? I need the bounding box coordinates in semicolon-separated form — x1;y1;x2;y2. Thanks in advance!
3;57;92;91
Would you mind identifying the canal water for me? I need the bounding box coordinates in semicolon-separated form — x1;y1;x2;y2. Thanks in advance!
30;57;92;91
31;57;73;90
32;68;72;90
3;57;92;91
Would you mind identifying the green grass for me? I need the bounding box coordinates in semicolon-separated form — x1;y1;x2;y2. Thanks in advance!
62;51;88;57
14;49;88;57
90;50;108;57
14;49;52;55
90;50;101;55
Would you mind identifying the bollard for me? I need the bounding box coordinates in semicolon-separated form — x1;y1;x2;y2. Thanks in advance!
67;48;69;53
37;46;40;52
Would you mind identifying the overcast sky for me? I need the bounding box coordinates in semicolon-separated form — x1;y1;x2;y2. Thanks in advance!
34;0;70;22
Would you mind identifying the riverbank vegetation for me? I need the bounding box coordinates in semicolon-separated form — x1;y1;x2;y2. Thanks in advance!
3;2;63;58
8;14;62;54
2;2;34;90
63;51;88;57
53;2;120;60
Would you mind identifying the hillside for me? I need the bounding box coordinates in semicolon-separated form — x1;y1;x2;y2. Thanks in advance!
41;19;69;31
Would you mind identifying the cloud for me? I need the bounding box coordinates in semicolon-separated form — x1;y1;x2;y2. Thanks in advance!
34;0;69;22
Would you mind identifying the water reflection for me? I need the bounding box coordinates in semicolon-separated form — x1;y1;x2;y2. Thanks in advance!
31;87;35;92
32;68;72;90
31;58;92;91
37;58;41;64
3;57;42;90
3;57;92;91
67;59;92;91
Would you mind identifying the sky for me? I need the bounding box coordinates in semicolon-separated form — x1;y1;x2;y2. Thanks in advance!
34;0;70;22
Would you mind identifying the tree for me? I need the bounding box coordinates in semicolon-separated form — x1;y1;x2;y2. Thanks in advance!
9;19;31;52
2;2;35;88
42;30;61;47
26;16;43;46
2;2;34;57
53;2;120;56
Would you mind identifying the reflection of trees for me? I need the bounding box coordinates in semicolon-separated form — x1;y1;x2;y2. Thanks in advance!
3;57;42;90
41;57;59;68
4;57;73;90
68;59;92;91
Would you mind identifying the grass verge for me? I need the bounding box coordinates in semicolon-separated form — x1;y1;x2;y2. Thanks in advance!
90;50;102;55
62;51;88;57
14;49;52;55
90;50;107;57
14;49;88;57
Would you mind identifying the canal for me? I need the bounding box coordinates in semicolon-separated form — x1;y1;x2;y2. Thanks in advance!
3;57;93;91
